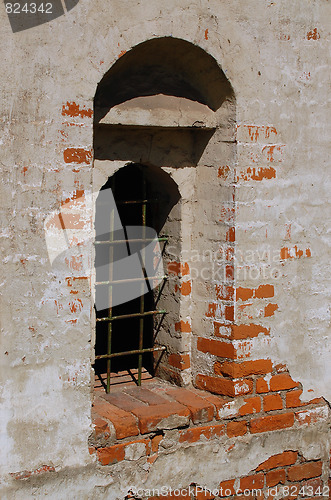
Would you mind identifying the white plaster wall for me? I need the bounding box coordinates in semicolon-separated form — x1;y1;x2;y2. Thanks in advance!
0;0;330;487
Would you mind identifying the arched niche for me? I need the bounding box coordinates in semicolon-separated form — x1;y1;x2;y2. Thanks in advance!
94;37;234;119
92;37;236;389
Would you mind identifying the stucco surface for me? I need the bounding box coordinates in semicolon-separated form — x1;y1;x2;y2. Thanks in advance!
0;0;330;494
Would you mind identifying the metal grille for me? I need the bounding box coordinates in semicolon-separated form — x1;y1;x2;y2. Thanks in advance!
94;168;168;392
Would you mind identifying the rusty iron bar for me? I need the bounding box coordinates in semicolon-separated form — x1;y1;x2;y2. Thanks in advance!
106;194;115;393
96;199;159;207
138;175;147;386
95;345;166;360
96;275;168;286
96;310;167;322
95;237;168;245
116;199;158;205
96;169;168;391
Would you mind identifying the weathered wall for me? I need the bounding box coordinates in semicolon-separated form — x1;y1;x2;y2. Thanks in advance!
0;0;330;497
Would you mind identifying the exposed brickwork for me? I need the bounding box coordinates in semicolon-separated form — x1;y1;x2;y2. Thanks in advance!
139;451;328;500
91;364;329;479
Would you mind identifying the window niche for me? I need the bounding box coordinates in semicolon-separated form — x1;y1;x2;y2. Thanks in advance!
92;37;235;392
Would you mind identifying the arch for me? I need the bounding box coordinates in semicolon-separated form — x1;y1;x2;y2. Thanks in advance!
94;163;181;388
94;37;234;122
92;36;236;390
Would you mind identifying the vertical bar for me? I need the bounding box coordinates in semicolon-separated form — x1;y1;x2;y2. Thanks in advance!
106;186;115;393
138;174;146;386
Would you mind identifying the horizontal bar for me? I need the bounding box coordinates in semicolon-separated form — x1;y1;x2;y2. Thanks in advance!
96;275;168;286
95;345;166;360
95;237;168;245
97;310;166;322
117;199;159;205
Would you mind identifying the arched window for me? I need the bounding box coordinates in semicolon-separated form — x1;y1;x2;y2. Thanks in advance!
93;37;235;393
94;163;180;391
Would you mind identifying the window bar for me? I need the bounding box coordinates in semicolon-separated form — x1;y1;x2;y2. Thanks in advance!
96;309;167;322
95;237;168;245
95;345;166;360
96;275;167;286
95;174;169;390
138;175;147;386
106;187;115;394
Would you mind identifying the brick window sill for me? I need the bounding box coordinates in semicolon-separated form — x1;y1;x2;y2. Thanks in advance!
89;374;328;467
89;376;229;464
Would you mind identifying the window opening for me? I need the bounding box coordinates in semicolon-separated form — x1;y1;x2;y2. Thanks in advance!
94;164;174;392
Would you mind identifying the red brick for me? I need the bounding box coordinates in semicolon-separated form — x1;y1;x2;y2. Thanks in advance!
225;265;234;281
166;388;214;423
179;424;225;443
263;394;283;412
239;396;261;416
206;303;218;318
97;439;150;466
197;337;236;359
240;473;264;490
266;469;286;487
195;488;215;500
257;374;300;394
254;284;274;299
226;227;235;242
264;303;278;317
150;434;163;453
230;323;270;339
195;374;253;397
195;392;229;419
215;285;234;301
227;420;247;437
225;305;234;322
287;461;322;482
167;261;181;275
213;322;232;338
100;391;145;412
275;363;288;373
236;287;254;301
178;280;192;296
131;402;190;434
250;413;294;433
63;148;92;164
256;377;270;393
302;476;323;492
125;387;168;406
97;443;125;465
180;262;190;276
285;390;323;409
231;495;255;500
218;480;235;497
269;374;300;391
218;165;231;179
256;451;298;471
93;399;139;439
62;101;93;118
175;320;191;333
286;389;305;408
92;416;110;438
214;359;272;378
168;353;191;370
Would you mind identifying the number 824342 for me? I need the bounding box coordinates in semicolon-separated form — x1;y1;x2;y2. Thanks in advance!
5;3;53;14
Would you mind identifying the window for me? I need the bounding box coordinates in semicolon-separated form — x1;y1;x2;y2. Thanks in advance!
94;163;180;391
92;36;235;393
